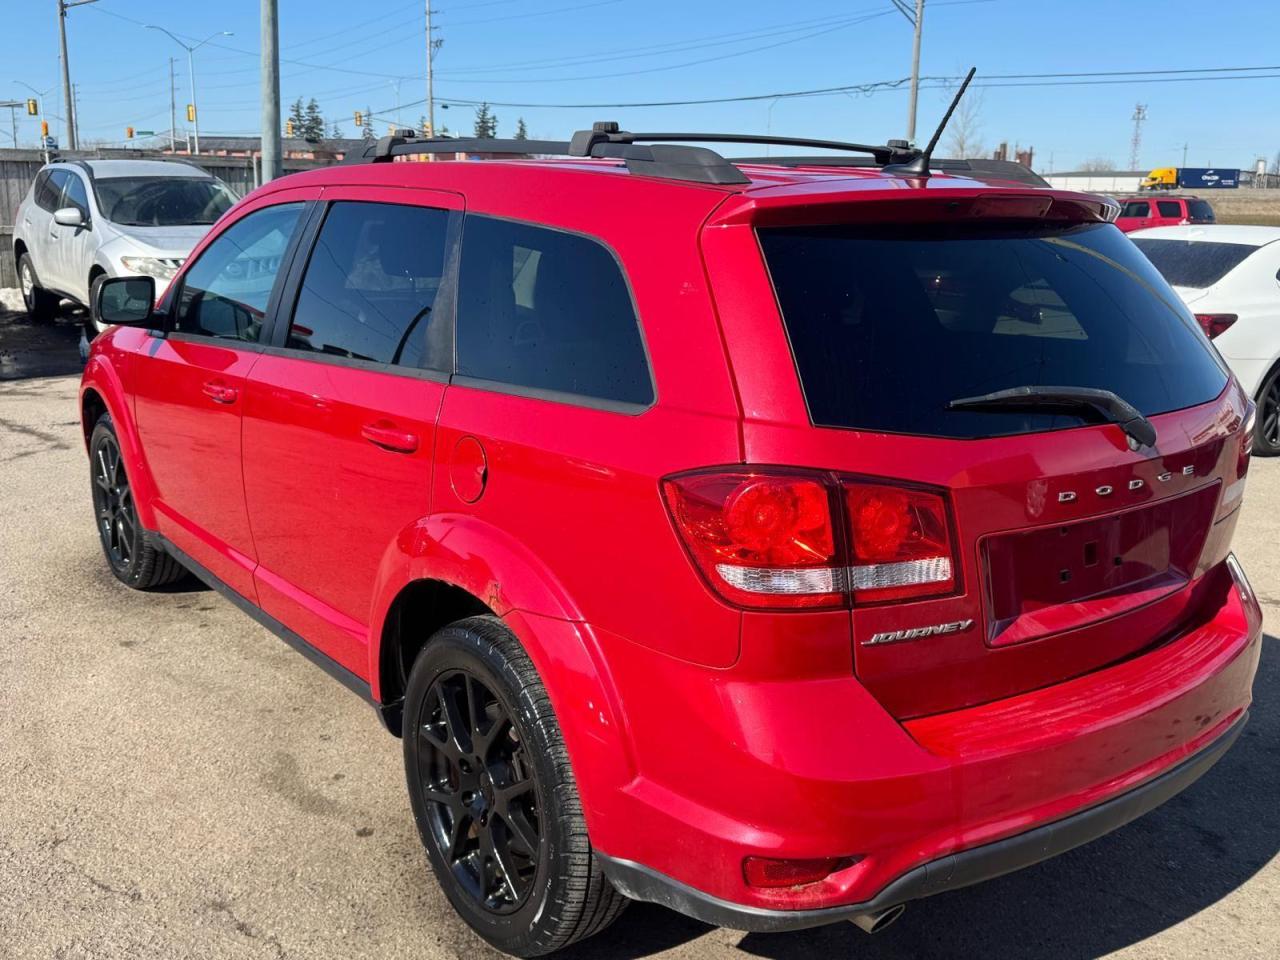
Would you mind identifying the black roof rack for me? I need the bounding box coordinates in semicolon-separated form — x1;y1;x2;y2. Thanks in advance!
345;122;922;187
728;155;1050;188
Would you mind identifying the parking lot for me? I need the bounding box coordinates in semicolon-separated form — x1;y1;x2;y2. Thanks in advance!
0;339;1277;958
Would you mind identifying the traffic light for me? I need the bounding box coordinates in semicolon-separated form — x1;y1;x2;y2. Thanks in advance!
126;126;134;140
285;119;295;137
41;120;49;138
186;103;196;122
26;98;38;116
353;110;363;126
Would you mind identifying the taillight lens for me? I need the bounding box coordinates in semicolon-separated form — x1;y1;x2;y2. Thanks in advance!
1195;313;1237;339
662;469;958;609
662;471;842;609
1239;401;1256;478
844;481;955;602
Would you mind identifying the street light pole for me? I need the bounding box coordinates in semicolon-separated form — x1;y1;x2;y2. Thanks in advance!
146;25;232;156
57;0;98;151
261;0;281;182
425;1;436;136
14;81;51;162
906;0;925;142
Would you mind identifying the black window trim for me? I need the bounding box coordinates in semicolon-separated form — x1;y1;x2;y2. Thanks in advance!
452;211;658;415
261;197;459;384
156;198;315;348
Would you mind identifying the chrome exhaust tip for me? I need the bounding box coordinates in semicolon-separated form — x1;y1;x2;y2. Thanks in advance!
849;903;906;934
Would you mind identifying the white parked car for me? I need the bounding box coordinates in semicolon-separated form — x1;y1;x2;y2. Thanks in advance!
12;158;238;353
1130;224;1280;455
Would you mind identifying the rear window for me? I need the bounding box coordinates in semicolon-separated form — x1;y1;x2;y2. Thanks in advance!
759;221;1226;439
1156;200;1183;218
1187;199;1215;222
1131;238;1256;288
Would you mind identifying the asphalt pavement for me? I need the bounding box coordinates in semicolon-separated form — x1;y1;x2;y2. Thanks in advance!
1;372;1276;960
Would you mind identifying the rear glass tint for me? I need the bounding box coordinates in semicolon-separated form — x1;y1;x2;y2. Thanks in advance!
1131;238;1256;288
759;222;1226;439
1186;200;1215;222
1156;201;1183;218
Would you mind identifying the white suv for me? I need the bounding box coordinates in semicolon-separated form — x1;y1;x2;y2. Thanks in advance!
13;158;237;351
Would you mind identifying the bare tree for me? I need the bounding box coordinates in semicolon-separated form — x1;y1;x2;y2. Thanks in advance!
944;87;984;158
1080;157;1117;173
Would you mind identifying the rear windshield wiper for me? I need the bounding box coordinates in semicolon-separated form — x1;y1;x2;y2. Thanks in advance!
947;385;1157;449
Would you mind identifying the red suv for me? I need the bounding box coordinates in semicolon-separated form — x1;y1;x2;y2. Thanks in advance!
80;125;1262;956
1116;195;1215;233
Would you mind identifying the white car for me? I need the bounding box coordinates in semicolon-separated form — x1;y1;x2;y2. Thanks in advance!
12;158;238;352
1130;224;1280;455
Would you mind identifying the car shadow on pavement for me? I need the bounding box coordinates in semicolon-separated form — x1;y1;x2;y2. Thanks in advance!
561;635;1280;960
0;299;86;381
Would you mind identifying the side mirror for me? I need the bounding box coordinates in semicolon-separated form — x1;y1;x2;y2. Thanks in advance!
54;206;85;228
94;275;156;327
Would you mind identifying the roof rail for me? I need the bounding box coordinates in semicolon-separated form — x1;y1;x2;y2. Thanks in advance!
344;122;921;187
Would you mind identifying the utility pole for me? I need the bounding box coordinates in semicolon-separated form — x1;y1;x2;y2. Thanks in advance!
168;58;177;152
261;0;282;182
1129;103;1147;170
147;26;231;157
894;0;926;142
1182;142;1188;168
58;0;98;151
425;1;437;136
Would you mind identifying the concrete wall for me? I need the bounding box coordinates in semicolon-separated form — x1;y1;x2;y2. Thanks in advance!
0;149;331;291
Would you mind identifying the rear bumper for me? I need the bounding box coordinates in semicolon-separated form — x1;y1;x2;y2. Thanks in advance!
599;711;1247;931
584;560;1262;919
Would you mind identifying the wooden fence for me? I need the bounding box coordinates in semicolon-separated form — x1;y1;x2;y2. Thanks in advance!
0;148;331;289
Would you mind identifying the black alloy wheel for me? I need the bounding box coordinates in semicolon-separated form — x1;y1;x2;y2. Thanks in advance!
1257;368;1280;456
415;667;542;913
91;429;138;572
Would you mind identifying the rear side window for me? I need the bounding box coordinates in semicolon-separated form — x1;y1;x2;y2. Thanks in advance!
1131;238;1257;288
1187;199;1215;222
1121;201;1149;218
456;216;653;407
1156;200;1183;218
34;169;68;212
759;222;1227;439
175;202;303;342
287;201;451;369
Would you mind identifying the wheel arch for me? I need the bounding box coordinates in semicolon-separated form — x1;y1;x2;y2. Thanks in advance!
79;365;160;529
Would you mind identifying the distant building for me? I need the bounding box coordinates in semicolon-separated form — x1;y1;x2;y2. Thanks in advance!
1044;171;1148;194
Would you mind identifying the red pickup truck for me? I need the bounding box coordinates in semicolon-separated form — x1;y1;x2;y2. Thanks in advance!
1116;195;1215;233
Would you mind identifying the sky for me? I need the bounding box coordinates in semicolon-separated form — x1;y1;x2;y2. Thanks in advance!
6;0;1279;172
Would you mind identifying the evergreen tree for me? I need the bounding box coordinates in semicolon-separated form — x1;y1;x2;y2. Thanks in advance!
330;121;342;140
514;117;528;140
361;107;376;143
287;97;306;138
473;103;498;139
302;98;325;140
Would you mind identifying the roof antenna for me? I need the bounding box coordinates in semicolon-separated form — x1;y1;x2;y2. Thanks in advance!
884;66;977;179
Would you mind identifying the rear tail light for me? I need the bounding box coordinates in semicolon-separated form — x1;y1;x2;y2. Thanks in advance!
1239;401;1256;478
662;469;957;610
1195;313;1237;339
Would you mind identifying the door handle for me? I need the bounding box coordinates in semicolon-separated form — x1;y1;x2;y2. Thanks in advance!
361;422;419;454
201;380;238;404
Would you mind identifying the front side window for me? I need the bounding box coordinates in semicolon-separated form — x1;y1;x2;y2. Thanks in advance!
35;169;68;212
174;203;303;342
61;174;90;218
286;201;451;368
456;216;653;406
95;177;237;226
760;221;1227;439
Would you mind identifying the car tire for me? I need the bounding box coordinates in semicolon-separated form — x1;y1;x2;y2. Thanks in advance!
403;615;626;957
89;413;188;589
1254;366;1280;457
18;252;60;323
